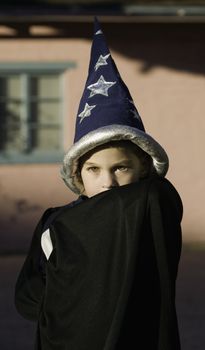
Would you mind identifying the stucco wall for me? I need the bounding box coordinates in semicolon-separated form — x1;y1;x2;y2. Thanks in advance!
0;23;204;252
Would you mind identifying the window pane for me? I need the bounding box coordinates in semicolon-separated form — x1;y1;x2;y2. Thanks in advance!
0;102;22;151
30;127;61;151
0;77;6;98
30;101;60;125
29;74;61;151
30;101;61;151
39;128;61;150
30;75;60;98
7;76;21;98
0;75;21;99
6;101;22;124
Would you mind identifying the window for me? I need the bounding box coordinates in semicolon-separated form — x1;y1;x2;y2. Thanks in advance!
0;62;75;163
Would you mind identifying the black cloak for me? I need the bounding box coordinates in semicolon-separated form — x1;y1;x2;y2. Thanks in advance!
15;176;183;350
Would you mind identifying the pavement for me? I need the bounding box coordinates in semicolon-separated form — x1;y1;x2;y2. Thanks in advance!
0;242;204;350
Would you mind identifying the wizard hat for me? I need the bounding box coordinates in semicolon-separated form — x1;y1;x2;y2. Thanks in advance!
61;18;169;194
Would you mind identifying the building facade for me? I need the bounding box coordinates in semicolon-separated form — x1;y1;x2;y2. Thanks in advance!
0;13;205;252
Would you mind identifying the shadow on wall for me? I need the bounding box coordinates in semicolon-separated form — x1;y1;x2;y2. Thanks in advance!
0;197;43;254
108;23;205;76
53;21;205;76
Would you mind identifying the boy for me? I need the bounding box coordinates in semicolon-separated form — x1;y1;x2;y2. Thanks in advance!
15;18;182;350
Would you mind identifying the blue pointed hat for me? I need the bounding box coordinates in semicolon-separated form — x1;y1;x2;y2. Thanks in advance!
61;18;168;194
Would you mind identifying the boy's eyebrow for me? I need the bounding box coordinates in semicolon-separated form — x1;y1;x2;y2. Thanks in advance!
112;159;133;164
83;161;101;167
84;161;98;165
84;159;133;166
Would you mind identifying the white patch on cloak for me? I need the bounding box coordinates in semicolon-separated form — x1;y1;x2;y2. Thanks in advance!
41;228;53;260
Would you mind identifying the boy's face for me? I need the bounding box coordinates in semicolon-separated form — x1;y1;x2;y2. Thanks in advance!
80;146;143;198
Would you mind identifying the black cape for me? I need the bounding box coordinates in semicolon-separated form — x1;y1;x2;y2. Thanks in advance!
15;176;183;350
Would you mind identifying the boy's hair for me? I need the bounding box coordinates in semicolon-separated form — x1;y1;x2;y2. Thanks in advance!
76;140;153;190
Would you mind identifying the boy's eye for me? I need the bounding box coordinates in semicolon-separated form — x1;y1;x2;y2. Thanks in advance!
87;166;99;172
115;166;129;172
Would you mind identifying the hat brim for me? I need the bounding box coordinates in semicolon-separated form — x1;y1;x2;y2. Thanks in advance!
61;125;169;194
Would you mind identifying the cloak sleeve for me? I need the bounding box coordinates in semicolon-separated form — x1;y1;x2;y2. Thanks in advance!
111;177;183;350
15;208;54;321
148;177;183;350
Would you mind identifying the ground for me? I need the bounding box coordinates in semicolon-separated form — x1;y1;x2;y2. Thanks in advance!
0;242;204;350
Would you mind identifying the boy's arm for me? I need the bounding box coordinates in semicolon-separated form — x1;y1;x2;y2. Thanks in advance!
15;208;53;321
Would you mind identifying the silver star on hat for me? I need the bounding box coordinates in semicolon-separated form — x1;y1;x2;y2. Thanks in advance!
78;103;96;123
87;75;116;98
94;54;110;71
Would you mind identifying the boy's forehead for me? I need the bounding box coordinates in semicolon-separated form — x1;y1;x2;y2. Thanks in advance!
84;145;136;161
83;141;135;157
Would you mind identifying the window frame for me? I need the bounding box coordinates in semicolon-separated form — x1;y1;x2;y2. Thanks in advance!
0;62;75;164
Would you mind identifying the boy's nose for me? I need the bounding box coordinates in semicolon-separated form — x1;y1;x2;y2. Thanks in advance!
102;172;118;189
